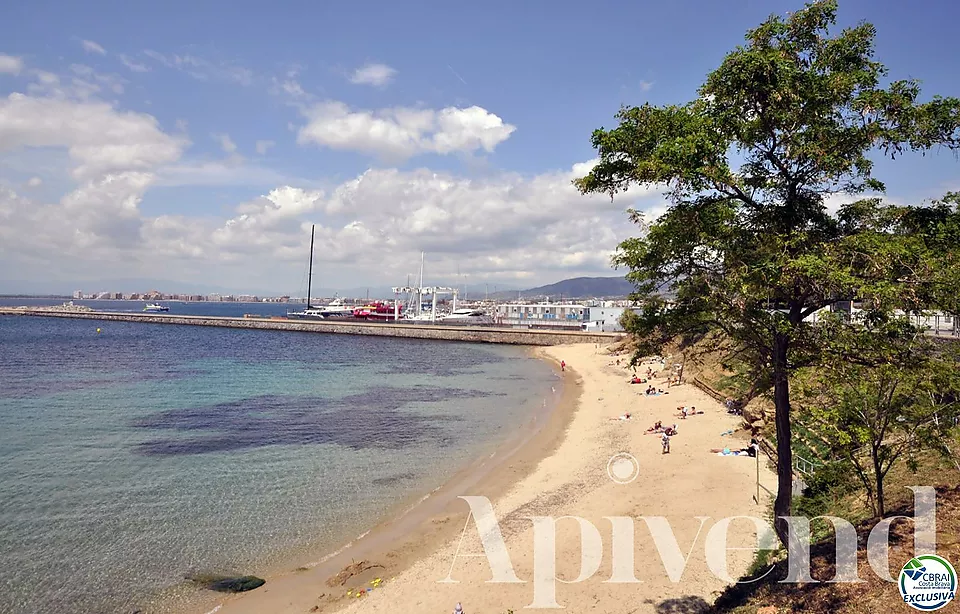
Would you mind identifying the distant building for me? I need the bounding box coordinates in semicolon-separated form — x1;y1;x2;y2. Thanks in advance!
581;306;630;332
73;290;83;299
494;303;588;329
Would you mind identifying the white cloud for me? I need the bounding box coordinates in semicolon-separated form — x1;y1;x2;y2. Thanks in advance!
143;49;172;67
297;101;516;160
205;161;660;282
639;80;654;92
0;151;662;290
26;64;125;99
141;49;253;85
349;63;397;87
0;94;184;179
0;69;657;290
119;54;150;73
81;40;107;55
0;88;193;266
0;54;23;75
213;132;237;154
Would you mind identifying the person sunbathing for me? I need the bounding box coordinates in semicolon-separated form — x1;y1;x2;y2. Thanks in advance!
663;424;678;436
710;440;758;456
677;406;701;418
629;376;646;384
644;421;663;433
609;412;632;421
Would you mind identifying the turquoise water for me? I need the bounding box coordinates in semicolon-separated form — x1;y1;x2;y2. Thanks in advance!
0;314;556;613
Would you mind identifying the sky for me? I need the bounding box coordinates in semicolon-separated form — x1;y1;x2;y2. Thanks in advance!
2;0;960;295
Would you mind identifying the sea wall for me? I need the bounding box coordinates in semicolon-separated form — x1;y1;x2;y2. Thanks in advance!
0;308;623;346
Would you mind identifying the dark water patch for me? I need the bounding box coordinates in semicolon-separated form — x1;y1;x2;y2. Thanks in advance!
132;386;493;456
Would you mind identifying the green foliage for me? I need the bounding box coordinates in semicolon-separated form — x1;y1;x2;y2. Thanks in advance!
575;0;960;544
794;460;859;519
798;324;960;517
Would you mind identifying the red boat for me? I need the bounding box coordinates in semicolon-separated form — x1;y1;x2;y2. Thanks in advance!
353;301;403;321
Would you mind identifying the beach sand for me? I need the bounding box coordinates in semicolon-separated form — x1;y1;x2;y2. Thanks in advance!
203;343;776;614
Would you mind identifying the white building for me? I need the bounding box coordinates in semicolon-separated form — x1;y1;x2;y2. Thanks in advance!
493;302;636;332
495;303;587;328
581;306;628;332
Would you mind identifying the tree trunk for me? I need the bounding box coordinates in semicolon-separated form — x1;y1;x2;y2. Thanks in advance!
873;450;885;518
772;332;794;549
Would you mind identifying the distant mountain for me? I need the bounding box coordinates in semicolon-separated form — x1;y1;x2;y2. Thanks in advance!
491;276;636;300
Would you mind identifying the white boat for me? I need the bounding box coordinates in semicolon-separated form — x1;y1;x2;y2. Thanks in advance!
317;296;354;317
402;312;439;322
143;303;169;312
441;308;491;323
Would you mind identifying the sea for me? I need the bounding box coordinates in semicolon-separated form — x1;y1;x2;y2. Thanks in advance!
0;299;558;613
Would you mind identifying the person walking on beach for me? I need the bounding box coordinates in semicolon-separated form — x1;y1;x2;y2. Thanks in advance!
661;431;671;454
560;360;566;372
454;602;464;614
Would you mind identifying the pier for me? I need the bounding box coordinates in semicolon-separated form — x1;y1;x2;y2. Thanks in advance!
0;308;624;346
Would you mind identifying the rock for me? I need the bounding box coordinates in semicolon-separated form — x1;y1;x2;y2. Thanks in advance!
208;575;266;592
741;403;764;424
189;573;266;593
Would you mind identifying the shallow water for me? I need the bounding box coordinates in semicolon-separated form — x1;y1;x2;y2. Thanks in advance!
0;311;555;613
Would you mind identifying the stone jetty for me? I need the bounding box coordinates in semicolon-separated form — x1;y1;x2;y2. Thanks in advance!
0;307;623;346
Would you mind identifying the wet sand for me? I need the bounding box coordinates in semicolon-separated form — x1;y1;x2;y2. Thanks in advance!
199;343;776;614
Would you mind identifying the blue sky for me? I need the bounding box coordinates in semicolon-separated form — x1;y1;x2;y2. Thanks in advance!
1;0;959;295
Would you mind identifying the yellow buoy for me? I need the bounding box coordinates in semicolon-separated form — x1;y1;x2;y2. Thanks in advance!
96;328;101;334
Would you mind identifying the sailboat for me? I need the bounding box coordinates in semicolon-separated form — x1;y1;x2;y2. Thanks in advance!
287;225;325;319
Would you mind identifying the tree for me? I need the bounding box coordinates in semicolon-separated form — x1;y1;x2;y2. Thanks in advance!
575;0;960;549
800;321;960;518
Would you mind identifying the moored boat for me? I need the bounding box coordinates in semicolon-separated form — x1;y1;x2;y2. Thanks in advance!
353;301;403;321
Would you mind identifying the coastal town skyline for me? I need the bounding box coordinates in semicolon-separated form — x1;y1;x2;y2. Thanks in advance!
3;0;960;293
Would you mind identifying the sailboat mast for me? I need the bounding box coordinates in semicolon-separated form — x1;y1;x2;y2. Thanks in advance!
306;224;315;308
418;251;425;316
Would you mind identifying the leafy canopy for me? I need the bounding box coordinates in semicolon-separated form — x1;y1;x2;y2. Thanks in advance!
576;0;960;542
576;0;960;355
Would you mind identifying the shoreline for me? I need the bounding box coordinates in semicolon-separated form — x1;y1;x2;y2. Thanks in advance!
189;343;776;614
182;348;581;614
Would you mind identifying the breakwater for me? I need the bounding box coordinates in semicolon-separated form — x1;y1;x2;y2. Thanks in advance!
0;308;623;346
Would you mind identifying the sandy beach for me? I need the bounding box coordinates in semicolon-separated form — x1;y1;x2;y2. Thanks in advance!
203;342;776;614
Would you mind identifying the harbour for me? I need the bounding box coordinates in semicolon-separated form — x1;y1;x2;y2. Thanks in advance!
0;307;623;346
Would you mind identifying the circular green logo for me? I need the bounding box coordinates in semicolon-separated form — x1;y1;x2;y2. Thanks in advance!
899;554;957;611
